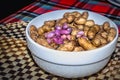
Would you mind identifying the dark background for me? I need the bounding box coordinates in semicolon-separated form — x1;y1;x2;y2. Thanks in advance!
0;0;35;20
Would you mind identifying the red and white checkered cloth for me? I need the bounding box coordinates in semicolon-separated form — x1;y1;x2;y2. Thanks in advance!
0;0;120;33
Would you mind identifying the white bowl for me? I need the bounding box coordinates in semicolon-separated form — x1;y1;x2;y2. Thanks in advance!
26;9;118;78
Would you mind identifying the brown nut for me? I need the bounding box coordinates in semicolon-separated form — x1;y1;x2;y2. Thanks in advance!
83;26;90;36
66;15;75;23
71;28;79;36
81;11;88;19
36;37;52;48
73;46;84;51
73;23;84;30
57;41;75;51
72;11;81;18
30;25;39;41
38;27;44;36
95;34;107;45
107;28;116;42
74;17;86;25
92;38;101;47
44;20;55;27
63;12;71;18
87;30;96;39
103;21;110;31
100;31;108;39
57;18;68;24
93;24;100;32
85;20;95;27
78;37;96;50
42;25;52;32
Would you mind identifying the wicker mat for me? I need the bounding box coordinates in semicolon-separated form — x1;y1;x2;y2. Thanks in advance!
0;21;120;80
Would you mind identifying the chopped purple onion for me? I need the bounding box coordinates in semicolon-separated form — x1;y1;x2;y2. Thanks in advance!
66;35;71;40
76;34;82;38
53;37;58;43
45;23;75;44
55;26;62;30
55;29;61;36
77;31;84;35
61;34;67;39
67;27;72;32
57;38;64;44
53;37;63;44
63;23;68;29
77;31;85;38
46;31;55;38
60;30;70;35
47;38;52;43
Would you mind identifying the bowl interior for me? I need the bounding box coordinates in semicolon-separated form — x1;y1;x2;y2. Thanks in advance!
26;9;118;53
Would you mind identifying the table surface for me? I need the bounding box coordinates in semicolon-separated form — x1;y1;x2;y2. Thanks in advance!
0;0;120;80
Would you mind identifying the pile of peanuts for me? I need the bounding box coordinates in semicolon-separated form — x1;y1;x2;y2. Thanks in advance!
29;11;116;51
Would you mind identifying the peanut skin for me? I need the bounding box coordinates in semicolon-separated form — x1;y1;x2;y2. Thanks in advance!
30;25;39;41
107;28;116;42
78;38;96;50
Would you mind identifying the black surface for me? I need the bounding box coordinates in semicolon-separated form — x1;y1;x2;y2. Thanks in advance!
0;0;35;20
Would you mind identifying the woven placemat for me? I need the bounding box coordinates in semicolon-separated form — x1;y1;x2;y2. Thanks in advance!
0;21;120;80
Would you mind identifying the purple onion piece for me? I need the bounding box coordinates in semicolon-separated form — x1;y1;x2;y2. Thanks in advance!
53;37;63;44
55;29;61;36
67;27;72;33
47;38;52;43
57;38;64;44
66;35;71;40
82;36;87;39
60;30;70;35
53;37;58;43
77;31;84;35
55;26;62;30
46;31;55;38
76;34;82;38
63;23;68;29
61;34;67;40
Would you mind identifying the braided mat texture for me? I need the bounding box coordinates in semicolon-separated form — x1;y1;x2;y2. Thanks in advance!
0;21;120;80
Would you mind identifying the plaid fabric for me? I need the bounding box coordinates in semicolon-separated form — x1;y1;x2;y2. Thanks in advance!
0;0;120;33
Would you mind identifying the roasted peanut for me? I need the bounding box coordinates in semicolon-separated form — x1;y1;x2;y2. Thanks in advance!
107;28;116;42
81;11;88;19
38;27;44;36
71;28;79;36
78;38;96;50
57;18;68;24
66;15;75;23
73;23;84;30
103;21;110;31
74;17;86;25
44;20;55;27
73;46;84;51
72;11;81;18
85;20;95;27
30;25;39;41
57;41;75;51
92;38;101;47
